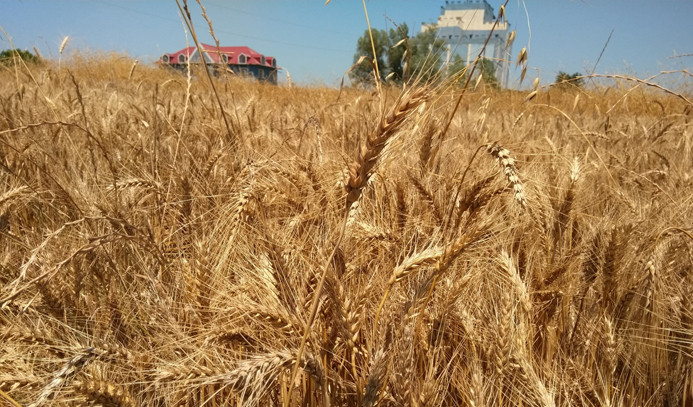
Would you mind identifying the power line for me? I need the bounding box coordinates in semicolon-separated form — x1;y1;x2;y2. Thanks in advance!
92;0;352;54
92;0;180;23
210;3;354;37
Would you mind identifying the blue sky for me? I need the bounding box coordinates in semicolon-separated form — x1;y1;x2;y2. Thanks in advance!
1;0;691;88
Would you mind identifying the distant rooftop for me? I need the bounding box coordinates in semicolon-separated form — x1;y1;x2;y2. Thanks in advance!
434;0;501;30
425;0;512;88
442;0;495;14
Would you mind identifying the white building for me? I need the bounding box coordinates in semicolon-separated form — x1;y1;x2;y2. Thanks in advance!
423;0;512;87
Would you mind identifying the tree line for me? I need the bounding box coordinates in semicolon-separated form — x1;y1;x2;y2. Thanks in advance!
349;23;499;88
0;49;41;67
350;25;588;90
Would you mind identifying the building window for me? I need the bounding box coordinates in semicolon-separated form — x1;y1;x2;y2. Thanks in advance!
178;54;187;63
238;54;247;64
261;56;266;65
162;54;170;63
222;54;229;64
272;59;276;68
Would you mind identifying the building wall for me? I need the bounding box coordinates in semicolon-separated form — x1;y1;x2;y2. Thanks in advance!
425;0;512;87
165;63;278;84
227;65;278;84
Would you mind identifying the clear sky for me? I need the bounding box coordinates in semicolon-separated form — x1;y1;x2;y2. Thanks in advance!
1;0;691;88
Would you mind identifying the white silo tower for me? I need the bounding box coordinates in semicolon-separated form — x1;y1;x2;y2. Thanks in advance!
423;0;512;88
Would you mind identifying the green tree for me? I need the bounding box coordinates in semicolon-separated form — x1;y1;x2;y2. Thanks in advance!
447;54;468;81
407;28;446;83
444;57;498;89
385;23;409;83
0;49;41;67
555;71;584;88
350;28;391;86
350;25;448;86
478;58;499;88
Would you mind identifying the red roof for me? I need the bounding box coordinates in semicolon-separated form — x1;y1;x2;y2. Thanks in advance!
166;46;195;60
161;43;276;67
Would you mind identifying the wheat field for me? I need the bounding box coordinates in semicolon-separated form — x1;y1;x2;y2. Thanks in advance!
0;53;692;407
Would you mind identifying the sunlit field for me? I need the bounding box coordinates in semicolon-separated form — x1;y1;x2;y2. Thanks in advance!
1;52;692;406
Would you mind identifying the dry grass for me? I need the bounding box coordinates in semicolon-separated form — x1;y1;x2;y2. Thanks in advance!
1;52;692;407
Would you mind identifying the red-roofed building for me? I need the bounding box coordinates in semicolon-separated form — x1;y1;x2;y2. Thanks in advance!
160;43;278;84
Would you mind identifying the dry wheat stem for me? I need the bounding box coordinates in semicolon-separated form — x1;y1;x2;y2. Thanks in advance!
0;186;28;208
175;0;235;146
285;214;347;407
0;389;22;407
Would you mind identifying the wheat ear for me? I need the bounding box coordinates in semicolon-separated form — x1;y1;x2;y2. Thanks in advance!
158;349;324;402
286;87;429;407
374;228;482;335
345;87;429;209
487;142;527;208
29;347;97;407
72;379;135;407
0;186;29;208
